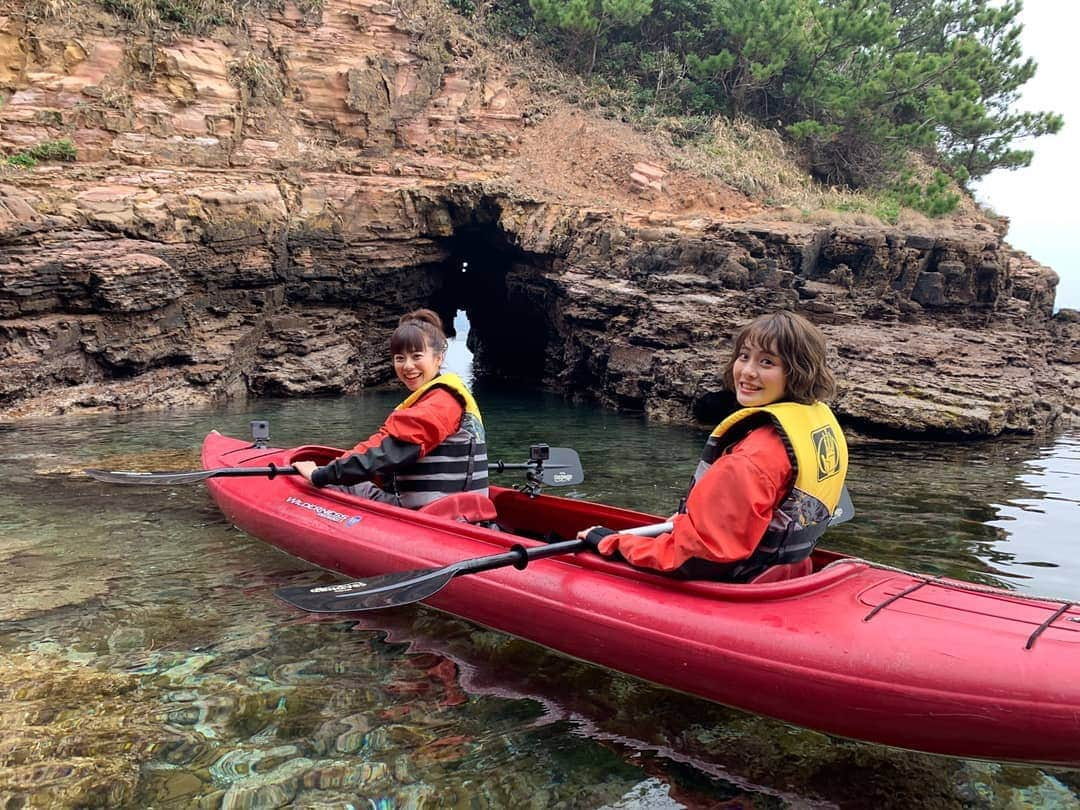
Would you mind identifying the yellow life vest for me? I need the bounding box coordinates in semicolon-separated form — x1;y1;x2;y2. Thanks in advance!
390;372;487;507
681;400;848;581
706;401;847;513
396;372;483;425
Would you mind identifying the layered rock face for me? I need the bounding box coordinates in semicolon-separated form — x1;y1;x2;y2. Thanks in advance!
1;0;1077;435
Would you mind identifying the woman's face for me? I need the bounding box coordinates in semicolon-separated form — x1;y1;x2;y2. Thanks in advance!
393;341;444;392
732;341;786;407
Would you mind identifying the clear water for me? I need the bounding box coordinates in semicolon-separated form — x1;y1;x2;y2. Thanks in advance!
1;387;1079;808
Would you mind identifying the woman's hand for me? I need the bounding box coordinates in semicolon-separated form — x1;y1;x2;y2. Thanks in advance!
576;526;616;553
293;461;318;482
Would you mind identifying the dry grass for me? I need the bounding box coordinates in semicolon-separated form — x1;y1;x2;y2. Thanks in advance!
227;52;284;105
667;116;985;227
666;116;902;223
99;0;325;35
674;116;808;200
26;0;73;18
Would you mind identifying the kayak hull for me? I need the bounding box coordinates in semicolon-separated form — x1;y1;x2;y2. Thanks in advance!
203;431;1080;767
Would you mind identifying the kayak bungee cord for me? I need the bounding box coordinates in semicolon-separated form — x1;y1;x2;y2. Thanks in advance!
819;556;1078;648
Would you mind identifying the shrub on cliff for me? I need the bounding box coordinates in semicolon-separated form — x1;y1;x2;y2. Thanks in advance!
4;138;77;168
99;0;324;34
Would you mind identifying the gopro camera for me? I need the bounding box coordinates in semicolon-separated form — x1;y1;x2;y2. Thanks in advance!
529;444;550;463
250;419;270;448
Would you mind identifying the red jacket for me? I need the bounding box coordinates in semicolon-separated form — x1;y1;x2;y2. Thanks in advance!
598;425;793;571
311;387;464;487
346;387;464;457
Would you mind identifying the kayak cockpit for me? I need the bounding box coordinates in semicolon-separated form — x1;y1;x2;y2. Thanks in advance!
488;484;859;592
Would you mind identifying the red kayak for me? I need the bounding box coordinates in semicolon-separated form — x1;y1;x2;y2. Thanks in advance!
201;430;1080;767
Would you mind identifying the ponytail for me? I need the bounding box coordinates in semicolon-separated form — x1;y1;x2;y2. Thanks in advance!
390;308;448;356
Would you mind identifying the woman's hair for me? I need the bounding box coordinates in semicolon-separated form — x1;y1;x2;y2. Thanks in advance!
390;309;448;356
722;311;836;404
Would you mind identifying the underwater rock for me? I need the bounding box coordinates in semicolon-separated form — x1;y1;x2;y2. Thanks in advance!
0;654;165;808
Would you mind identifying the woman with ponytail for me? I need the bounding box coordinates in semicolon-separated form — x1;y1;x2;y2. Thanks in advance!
293;309;488;508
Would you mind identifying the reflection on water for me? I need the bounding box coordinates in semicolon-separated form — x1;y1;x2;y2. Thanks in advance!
1;393;1078;808
987;437;1080;597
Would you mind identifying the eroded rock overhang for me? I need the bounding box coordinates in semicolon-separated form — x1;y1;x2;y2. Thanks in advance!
1;176;1077;437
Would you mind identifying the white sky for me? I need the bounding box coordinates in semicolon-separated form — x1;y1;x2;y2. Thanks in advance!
973;0;1080;311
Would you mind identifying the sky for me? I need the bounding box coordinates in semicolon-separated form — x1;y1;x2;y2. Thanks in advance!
973;0;1080;312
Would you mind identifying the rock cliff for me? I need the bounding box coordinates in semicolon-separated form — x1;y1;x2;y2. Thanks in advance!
1;0;1077;435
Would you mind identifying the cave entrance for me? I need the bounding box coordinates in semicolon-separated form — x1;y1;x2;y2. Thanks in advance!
431;225;553;391
442;309;474;384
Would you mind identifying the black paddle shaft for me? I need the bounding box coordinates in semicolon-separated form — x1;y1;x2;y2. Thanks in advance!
84;448;583;488
452;537;586;575
274;522;674;613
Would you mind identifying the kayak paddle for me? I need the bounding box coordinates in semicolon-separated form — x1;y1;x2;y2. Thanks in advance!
84;447;584;488
274;521;675;613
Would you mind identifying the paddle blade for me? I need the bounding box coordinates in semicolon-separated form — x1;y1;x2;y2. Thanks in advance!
84;465;297;485
540;447;584;486
84;468;218;485
829;486;855;525
275;565;459;613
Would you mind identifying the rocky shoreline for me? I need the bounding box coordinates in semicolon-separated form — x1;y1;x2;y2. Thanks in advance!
1;0;1077;436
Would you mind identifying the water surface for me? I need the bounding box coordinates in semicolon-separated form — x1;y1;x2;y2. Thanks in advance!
1;391;1078;808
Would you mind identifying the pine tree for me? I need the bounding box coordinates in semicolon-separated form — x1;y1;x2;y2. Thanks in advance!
925;0;1063;179
529;0;654;75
